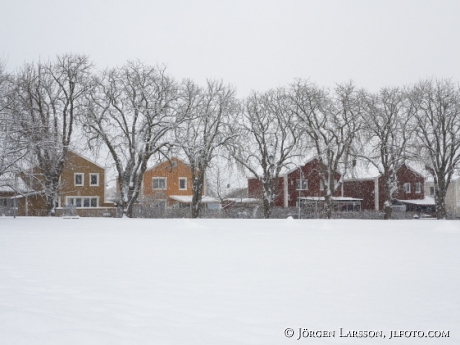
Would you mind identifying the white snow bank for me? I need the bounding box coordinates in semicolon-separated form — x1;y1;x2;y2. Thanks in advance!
0;217;459;344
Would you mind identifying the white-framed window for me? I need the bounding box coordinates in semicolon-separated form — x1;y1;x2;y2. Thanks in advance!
403;183;411;193
179;177;187;190
74;173;84;186
415;182;421;193
430;186;435;196
296;179;308;190
66;196;98;208
153;177;167;190
90;173;99;186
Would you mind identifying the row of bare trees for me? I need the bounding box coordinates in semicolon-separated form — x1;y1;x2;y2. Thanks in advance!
1;54;460;219
232;80;460;220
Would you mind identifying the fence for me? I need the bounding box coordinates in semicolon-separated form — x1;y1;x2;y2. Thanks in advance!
1;205;454;220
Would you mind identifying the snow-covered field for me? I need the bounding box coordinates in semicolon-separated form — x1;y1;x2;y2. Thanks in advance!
1;217;459;344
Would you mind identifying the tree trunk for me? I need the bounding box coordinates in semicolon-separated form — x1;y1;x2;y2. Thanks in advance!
191;193;202;218
44;179;59;216
191;176;204;218
383;181;393;220
435;198;447;220
435;177;447;219
324;195;333;219
261;197;271;219
45;196;56;216
124;201;135;218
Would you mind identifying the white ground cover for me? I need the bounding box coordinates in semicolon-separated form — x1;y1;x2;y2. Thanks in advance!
0;217;459;344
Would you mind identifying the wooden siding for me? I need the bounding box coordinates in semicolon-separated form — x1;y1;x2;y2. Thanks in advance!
59;151;112;208
343;164;425;211
342;179;376;210
142;157;201;206
247;158;342;208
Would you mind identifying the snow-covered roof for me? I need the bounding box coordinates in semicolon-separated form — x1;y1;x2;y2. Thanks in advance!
223;198;260;203
11;190;44;199
246;156;318;179
0;177;34;194
299;196;363;201
279;156;318;176
169;195;219;204
344;163;426;181
397;196;435;206
344;165;380;180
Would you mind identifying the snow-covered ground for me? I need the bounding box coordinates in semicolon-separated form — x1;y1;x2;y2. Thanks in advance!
1;217;459;344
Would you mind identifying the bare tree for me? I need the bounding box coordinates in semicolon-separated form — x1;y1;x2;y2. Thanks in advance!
206;157;245;202
231;88;300;218
9;54;92;215
175;79;238;218
84;61;180;218
408;79;460;219
0;61;20;178
291;81;362;219
358;87;414;219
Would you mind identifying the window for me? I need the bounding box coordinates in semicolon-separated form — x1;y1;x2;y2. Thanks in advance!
153;177;166;190
74;173;84;186
430;187;435;196
90;173;99;186
66;197;98;208
296;179;308;190
320;180;324;191
415;182;421;193
403;183;411;193
179;177;187;190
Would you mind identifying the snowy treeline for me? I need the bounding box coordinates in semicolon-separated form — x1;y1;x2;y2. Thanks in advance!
1;54;460;219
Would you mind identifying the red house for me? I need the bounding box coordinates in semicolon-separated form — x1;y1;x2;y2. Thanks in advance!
248;157;362;211
342;164;428;211
248;159;429;213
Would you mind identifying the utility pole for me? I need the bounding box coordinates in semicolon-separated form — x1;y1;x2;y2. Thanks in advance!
298;167;302;219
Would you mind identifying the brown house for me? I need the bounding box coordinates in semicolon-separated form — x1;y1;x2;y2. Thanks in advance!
1;151;115;216
56;151;114;214
0;177;45;216
141;157;218;208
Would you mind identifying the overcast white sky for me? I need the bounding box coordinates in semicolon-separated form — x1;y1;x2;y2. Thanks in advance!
1;0;459;97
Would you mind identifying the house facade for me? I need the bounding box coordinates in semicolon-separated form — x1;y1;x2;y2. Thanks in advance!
343;164;430;211
248;158;360;211
141;157;218;209
56;151;114;215
0;177;45;216
1;151;115;217
248;159;430;213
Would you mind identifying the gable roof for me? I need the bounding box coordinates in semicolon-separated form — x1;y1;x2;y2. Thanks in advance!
344;163;425;181
145;157;190;173
247;156;320;180
66;150;106;170
401;163;424;178
280;156;319;176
